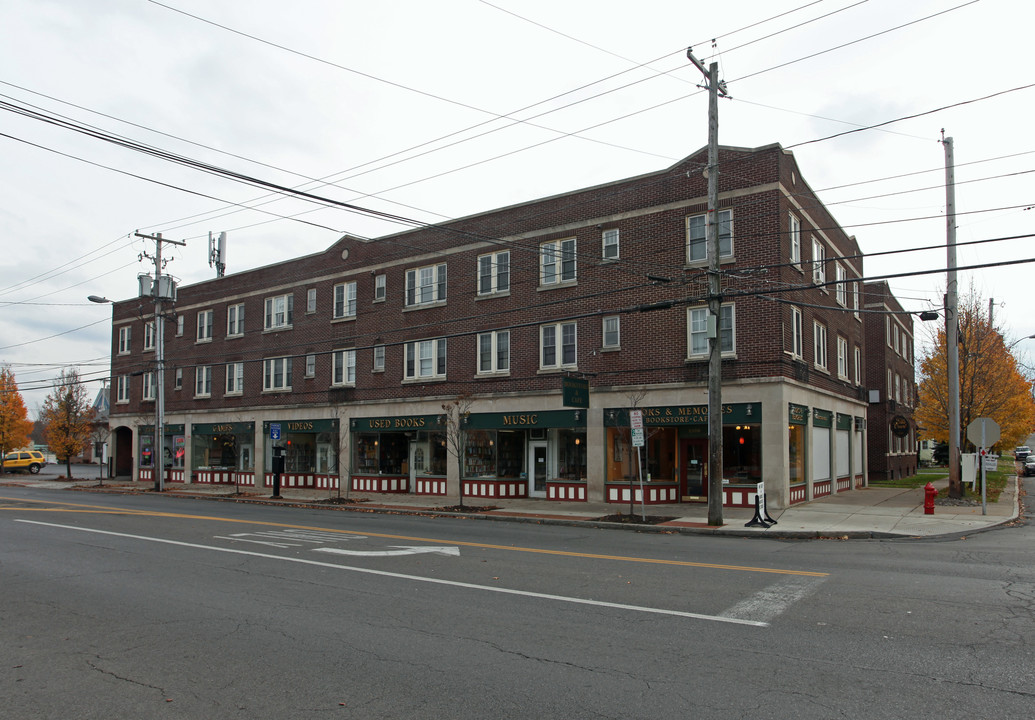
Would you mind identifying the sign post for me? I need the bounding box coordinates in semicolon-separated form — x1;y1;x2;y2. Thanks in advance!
966;417;1000;516
630;410;645;521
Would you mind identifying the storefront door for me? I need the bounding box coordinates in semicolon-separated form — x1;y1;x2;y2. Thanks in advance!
528;441;548;498
681;439;708;500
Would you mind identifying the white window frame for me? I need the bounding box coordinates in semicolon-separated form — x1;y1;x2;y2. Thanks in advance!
835;264;847;306
814;321;828;369
789;213;801;265
305;354;316;378
837;336;849;379
854;346;862;385
688;304;735;357
116;375;130;403
374;274;386;302
540;238;576;286
812;238;826;284
334;281;357;319
263;357;292;391
686;209;732;263
853;282;860;319
174;368;182;390
404;338;447;380
143;321;155;352
195;365;212;398
602;315;620;349
225;362;244;395
540;322;578;369
307;288;317;313
477;330;510;375
142;372;156;401
264;294;294;330
478;251;510;296
373;344;385;372
118;326;131;355
602;229;619;260
197;310;213;342
227;303;245;337
332;349;357;386
176;315;184;336
405;263;447;307
791;307;804;359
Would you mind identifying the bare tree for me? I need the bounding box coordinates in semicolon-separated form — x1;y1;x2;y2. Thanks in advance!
440;394;473;510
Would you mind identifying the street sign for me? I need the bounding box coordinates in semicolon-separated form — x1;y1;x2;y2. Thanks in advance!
966;417;1000;447
630;410;643;430
270;422;281;440
631;427;645;447
561;376;589;409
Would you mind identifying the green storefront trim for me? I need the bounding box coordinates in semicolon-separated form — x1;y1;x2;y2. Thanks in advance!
789;403;808;425
192;422;255;435
812;409;833;429
140;424;185;435
262;419;339;434
465;409;586;430
350;415;442;432
605;403;759;427
836;413;853;431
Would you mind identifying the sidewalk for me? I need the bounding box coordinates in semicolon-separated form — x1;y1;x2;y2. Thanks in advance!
3;471;1020;539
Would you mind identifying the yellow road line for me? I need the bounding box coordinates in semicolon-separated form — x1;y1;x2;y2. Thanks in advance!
0;495;829;577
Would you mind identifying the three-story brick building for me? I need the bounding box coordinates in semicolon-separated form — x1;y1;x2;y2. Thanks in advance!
107;142;883;510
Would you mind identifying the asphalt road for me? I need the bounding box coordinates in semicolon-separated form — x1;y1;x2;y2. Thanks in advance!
1;481;1033;719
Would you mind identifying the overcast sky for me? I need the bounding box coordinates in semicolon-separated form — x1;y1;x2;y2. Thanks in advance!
2;0;1032;414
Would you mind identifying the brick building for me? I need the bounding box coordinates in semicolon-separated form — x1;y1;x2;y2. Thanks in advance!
862;281;918;481
106;143;877;510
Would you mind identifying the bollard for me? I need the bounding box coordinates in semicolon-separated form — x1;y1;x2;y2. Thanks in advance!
923;481;937;515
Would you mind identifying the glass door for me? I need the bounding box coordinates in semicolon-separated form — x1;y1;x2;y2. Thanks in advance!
681;439;708;500
528;441;548;498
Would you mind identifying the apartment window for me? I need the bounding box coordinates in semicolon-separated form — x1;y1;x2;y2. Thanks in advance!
332;349;356;386
812;238;826;284
374;274;386;301
176;315;184;336
334;281;357;319
789;214;801;264
373;345;385;372
540;238;576;285
307;288;317;313
854;346;862;385
837;336;849;379
791;307;804;359
118;326;131;354
602;229;619;260
814;321;828;369
142;372;155;402
195;366;212;397
894;324;900;356
227;303;245;336
602;316;620;349
116;375;130;403
174;368;182;390
405;339;446;379
687;209;732;263
477;330;510;374
405;263;447;306
225;362;244;395
541;322;577;369
197;310;213;342
478;251;510;295
264;294;293;330
263;357;292;391
305;354;316;378
835;264;847;306
688;305;734;356
143;322;155;351
895;373;902;402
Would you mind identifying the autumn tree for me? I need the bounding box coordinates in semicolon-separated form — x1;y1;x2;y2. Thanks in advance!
39;367;96;479
916;291;1035;496
0;367;34;471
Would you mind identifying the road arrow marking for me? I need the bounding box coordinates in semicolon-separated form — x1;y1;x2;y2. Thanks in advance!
314;545;459;557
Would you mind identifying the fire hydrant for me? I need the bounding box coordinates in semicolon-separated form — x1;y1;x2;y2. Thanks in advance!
923;482;937;515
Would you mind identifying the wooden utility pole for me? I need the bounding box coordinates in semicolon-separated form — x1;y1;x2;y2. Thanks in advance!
942;135;962;498
687;48;728;525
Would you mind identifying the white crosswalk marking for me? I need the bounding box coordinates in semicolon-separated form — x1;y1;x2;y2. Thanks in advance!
719;575;827;624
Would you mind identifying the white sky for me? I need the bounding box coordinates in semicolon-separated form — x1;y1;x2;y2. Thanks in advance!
2;0;1033;414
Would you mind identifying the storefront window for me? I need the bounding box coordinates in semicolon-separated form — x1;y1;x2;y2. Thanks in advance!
192;424;254;472
464;430;497;478
723;424;761;483
789;424;806;483
139;430;184;468
353;432;408;474
496;431;524;478
555;429;587;480
644;427;677;482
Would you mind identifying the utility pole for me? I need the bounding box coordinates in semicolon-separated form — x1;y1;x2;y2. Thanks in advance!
135;231;184;492
687;48;728;526
942;134;962;498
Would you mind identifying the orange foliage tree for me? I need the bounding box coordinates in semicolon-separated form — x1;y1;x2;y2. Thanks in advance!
916;293;1035;476
0;366;35;469
40;367;96;478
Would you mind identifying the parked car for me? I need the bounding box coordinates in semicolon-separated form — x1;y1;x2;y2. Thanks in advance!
1024;457;1035;477
2;450;47;474
1015;446;1031;461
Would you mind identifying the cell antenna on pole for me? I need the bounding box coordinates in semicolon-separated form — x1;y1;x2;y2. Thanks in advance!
209;231;227;278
